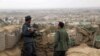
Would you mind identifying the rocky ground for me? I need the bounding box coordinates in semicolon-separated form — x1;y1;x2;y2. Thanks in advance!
67;44;100;56
0;24;100;56
0;43;100;56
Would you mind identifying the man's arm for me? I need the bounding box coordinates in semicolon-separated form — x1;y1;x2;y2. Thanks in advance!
54;31;59;48
28;27;35;33
66;32;69;47
22;25;34;36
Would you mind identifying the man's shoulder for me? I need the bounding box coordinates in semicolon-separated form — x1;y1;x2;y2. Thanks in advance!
22;24;28;29
22;23;26;27
23;23;30;27
56;30;59;32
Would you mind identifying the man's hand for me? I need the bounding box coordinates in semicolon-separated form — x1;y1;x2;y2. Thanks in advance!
28;27;35;33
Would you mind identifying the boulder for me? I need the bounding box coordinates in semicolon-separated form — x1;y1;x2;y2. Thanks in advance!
4;25;21;49
67;44;100;56
47;33;55;44
5;32;18;48
0;25;21;51
0;31;6;51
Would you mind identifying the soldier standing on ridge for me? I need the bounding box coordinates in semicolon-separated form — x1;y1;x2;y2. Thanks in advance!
54;22;69;56
22;16;36;56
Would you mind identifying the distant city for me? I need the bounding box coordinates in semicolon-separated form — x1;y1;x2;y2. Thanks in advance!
0;8;100;25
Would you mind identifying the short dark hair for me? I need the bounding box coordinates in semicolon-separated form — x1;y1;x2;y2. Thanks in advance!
25;15;32;21
58;22;64;28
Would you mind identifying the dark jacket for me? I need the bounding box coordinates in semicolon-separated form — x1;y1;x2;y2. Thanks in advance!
22;23;33;43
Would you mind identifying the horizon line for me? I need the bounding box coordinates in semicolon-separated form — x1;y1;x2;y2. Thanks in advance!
0;7;100;10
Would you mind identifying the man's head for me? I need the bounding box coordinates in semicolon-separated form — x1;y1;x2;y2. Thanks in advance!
25;15;32;24
58;22;64;29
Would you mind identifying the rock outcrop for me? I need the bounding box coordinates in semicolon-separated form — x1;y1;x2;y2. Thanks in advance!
0;25;21;51
67;44;100;56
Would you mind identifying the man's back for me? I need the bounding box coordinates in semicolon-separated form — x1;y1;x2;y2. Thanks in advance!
55;28;69;51
54;22;68;56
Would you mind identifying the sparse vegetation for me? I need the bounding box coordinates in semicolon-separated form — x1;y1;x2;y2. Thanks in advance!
0;9;100;56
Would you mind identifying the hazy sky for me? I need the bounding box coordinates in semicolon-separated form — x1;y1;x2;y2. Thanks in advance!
0;0;100;9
